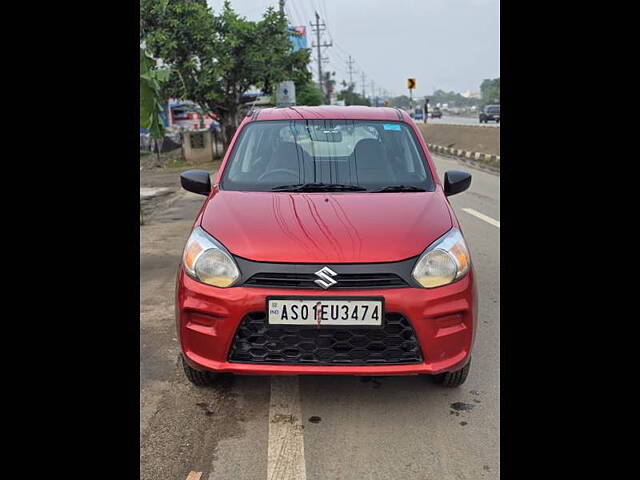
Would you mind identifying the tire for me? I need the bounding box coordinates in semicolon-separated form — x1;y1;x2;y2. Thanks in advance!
430;359;471;387
181;354;218;387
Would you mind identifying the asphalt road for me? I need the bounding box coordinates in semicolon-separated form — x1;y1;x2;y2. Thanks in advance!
140;154;500;480
415;115;500;128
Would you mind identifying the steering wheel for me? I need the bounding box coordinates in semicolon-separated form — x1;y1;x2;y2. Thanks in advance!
258;169;299;182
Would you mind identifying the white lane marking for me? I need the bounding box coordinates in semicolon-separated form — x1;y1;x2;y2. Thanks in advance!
267;377;307;480
462;208;500;229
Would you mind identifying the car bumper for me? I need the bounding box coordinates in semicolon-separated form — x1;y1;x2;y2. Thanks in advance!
176;268;477;376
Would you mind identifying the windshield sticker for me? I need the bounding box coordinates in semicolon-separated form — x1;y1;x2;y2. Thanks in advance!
383;124;401;131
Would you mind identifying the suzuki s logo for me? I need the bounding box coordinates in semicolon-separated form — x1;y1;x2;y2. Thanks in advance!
314;266;338;289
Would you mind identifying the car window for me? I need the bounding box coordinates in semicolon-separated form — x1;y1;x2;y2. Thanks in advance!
221;120;435;192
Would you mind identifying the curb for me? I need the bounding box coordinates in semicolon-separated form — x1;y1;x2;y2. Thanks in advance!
427;143;500;173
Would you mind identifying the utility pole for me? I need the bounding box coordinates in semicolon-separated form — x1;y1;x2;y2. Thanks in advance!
310;12;332;103
361;71;366;99
347;55;356;89
370;79;375;106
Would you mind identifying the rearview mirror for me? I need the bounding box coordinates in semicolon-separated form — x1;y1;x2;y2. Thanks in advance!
180;169;211;196
444;170;472;196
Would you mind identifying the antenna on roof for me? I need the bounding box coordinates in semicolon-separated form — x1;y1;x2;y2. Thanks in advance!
246;93;261;117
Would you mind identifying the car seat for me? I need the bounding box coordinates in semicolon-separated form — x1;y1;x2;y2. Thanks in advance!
352;138;396;184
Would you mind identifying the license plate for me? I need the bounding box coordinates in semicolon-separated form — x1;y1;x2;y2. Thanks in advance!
267;298;383;326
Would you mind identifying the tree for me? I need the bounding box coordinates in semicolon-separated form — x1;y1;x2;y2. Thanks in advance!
337;83;370;106
140;48;170;154
430;89;480;108
389;95;411;109
139;47;170;224
296;80;324;106
141;0;312;149
480;78;500;107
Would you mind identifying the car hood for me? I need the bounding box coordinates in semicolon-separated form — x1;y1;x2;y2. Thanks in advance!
199;190;452;263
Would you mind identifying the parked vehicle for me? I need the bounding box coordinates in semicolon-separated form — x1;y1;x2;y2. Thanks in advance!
431;107;443;119
176;106;476;388
414;108;424;121
479;104;500;123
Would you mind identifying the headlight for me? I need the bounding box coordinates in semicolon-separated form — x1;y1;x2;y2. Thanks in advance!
182;227;240;288
411;228;470;288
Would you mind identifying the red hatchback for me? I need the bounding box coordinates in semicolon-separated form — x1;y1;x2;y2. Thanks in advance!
176;106;477;388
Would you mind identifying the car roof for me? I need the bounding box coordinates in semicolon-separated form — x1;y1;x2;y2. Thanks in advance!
252;105;407;122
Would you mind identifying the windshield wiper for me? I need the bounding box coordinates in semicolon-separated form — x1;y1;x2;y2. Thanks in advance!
372;185;426;193
271;183;367;192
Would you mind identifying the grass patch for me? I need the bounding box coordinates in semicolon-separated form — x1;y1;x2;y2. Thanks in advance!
140;150;152;157
164;158;190;169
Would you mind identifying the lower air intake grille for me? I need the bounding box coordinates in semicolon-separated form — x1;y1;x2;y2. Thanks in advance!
228;311;423;365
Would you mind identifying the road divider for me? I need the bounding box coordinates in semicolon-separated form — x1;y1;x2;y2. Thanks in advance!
417;123;500;172
426;142;500;173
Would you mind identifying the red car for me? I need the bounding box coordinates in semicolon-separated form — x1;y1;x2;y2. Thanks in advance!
176;106;477;388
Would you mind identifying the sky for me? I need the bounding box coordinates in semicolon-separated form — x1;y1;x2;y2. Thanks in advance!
206;0;499;99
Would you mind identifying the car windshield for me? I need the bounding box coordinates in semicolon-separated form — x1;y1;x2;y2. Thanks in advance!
486;106;500;113
221;120;434;192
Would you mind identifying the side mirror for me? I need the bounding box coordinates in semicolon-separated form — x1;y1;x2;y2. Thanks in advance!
180;169;211;196
444;170;472;196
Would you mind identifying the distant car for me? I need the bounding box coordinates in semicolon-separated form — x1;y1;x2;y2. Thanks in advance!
414;109;424;121
431;108;442;119
479;105;500;123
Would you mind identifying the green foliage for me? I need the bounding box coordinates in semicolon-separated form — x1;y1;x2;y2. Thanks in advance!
140;48;170;139
389;95;410;109
337;84;370;106
296;80;324;106
480;78;500;107
430;89;480;108
140;0;312;147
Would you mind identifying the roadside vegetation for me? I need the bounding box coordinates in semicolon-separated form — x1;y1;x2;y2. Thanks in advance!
389;77;500;112
140;0;312;151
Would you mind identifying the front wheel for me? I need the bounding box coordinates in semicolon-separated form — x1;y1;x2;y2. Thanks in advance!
181;354;219;387
430;359;471;387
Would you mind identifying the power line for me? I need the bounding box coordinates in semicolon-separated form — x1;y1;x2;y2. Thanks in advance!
298;3;389;103
320;0;329;25
288;0;305;26
284;4;296;23
296;0;313;26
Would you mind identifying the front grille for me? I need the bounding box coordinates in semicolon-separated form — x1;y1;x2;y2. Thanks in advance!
243;272;408;289
228;312;423;365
